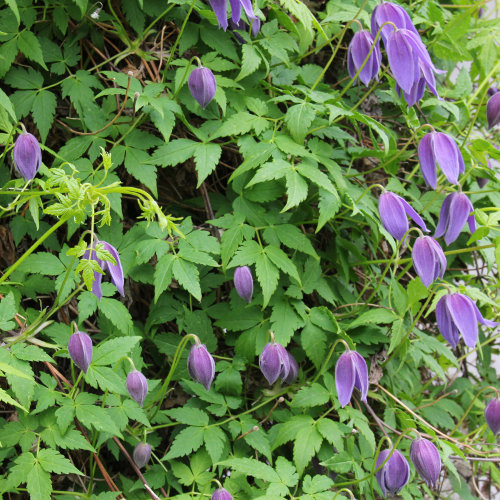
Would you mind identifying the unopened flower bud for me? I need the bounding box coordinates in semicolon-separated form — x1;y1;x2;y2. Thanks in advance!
212;488;232;500
188;66;217;109
13;132;42;181
126;370;148;407
410;438;441;487
375;448;410;496
259;342;290;385
485;398;500;435
335;350;368;407
133;442;152;468
68;330;93;373
487;92;500;129
188;343;215;390
234;266;253;303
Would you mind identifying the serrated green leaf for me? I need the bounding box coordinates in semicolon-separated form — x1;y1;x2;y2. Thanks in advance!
290;383;330;408
32;90;56;142
283;169;308;211
172;257;201;301
255;252;279;307
98;298;133;334
236;44;261;81
26;462;52;500
293;424;323;476
92;336;141;366
220;457;280;482
164;426;205;459
38;448;82;475
18;31;47;70
17;252;65;275
166;407;209;426
151;138;197;167
194;142;222;187
285;103;315;144
0;87;16;122
204;426;226;462
0;292;17;330
265;245;301;284
154;253;175;302
347;308;397;330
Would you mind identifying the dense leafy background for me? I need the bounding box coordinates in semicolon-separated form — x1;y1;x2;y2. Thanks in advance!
0;0;499;498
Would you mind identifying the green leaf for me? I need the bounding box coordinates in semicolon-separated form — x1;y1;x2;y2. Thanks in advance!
31;90;56;142
293;424;323;476
166;407;209;426
271;300;304;346
75;403;122;437
220;458;280;482
92;336;141;366
164;426;205;459
300;320;327;368
124;147;158;197
5;0;20;25
236;44;261;81
265;245;301;284
154;253;175;302
0;387;28;411
151;138;197;167
347;308;397;330
17;252;65;275
267;224;318;258
0;292;17;330
38;449;82;475
283;169;308;211
290;383;330;408
26;462;52;500
204;426;226;462
0;88;17;122
99;298;133;334
273;415;314;449
172;257;202;301
193;143;222;187
285;103;315;143
17;31;47;70
255;252;279;307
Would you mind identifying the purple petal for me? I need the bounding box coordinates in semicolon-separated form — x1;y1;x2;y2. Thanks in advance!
399;197;428;232
209;0;228;30
428;237;447;278
102;241;124;296
413;236;437;287
335;351;355;408
434;193;454;238
436;296;458;347
387;31;417;94
487;92;500;129
228;0;241;24
13;133;42;181
351;351;368;402
410;438;441;487
418;133;437;189
92;269;103;301
432;133;461;185
444;193;474;245
239;0;256;23
375;449;391;497
378;191;409;240
467;214;476;235
447;294;478;348
470;299;498;328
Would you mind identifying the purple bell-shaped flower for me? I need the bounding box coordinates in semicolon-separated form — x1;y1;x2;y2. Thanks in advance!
436;293;497;348
13;132;42;181
259;341;290;385
234;266;253;302
375;448;410;497
410;438;441;487
209;0;257;31
412;236;446;287
188;66;217;109
211;487;233;500
434;192;476;245
335;350;368;408
487;92;500;129
188;342;216;390
133;442;152;468
126;370;148;407
371;1;419;47
347;30;382;86
485;398;500;435
68;330;93;373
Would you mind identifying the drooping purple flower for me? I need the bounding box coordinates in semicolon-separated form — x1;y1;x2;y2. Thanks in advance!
133;442;152;468
396;77;426;107
209;0;256;31
434;192;476;245
418;132;465;189
212;487;233;500
412;236;446;288
486;92;500;129
259;342;290;385
378;191;428;240
283;351;298;385
485;399;500;435
376;448;410;497
410;438;441;487
188;343;215;390
126;370;148;407
68;330;93;374
234;266;253;302
83;239;124;301
371;1;419;47
436;293;497;348
347;30;382;87
188;66;217;109
13;132;42;181
386;29;442;104
335;350;368;408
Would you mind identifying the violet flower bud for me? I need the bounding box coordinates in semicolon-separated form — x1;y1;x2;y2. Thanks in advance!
126;370;148;407
371;2;419;47
133;442;152;468
436;293;497;348
418;131;465;189
209;0;256;31
68;330;93;373
13;132;42;181
347;30;381;87
485;399;500;435
234;266;253;302
412;236;446;288
378;191;428;240
410;438;441;487
283;351;298;385
211;487;233;500
259;342;290;385
434;192;476;245
335;350;368;408
188;343;215;390
188;66;217;109
375;448;410;497
486;92;500;129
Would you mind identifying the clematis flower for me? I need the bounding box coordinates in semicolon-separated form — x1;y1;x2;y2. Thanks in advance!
212;488;233;500
188;343;215;390
84;240;124;301
209;0;256;31
259;341;290;385
412;236;446;287
188;66;217;109
13;132;42;181
436;293;497;348
371;1;419;46
485;399;500;435
396;77;426;107
378;191;428;240
335;350;368;408
126;370;148;407
234;266;253;302
376;448;410;497
347;30;382;86
434;192;476;245
418;131;465;188
486;92;500;129
410;438;441;487
283;351;299;385
133;442;152;468
68;330;93;373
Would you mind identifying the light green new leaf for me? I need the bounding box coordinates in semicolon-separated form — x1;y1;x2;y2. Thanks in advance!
236;44;261;81
0;88;17;122
347;308;397;330
0;387;28;411
285;103;315;144
293;424;323;476
26;462;52;500
283;169;308;211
